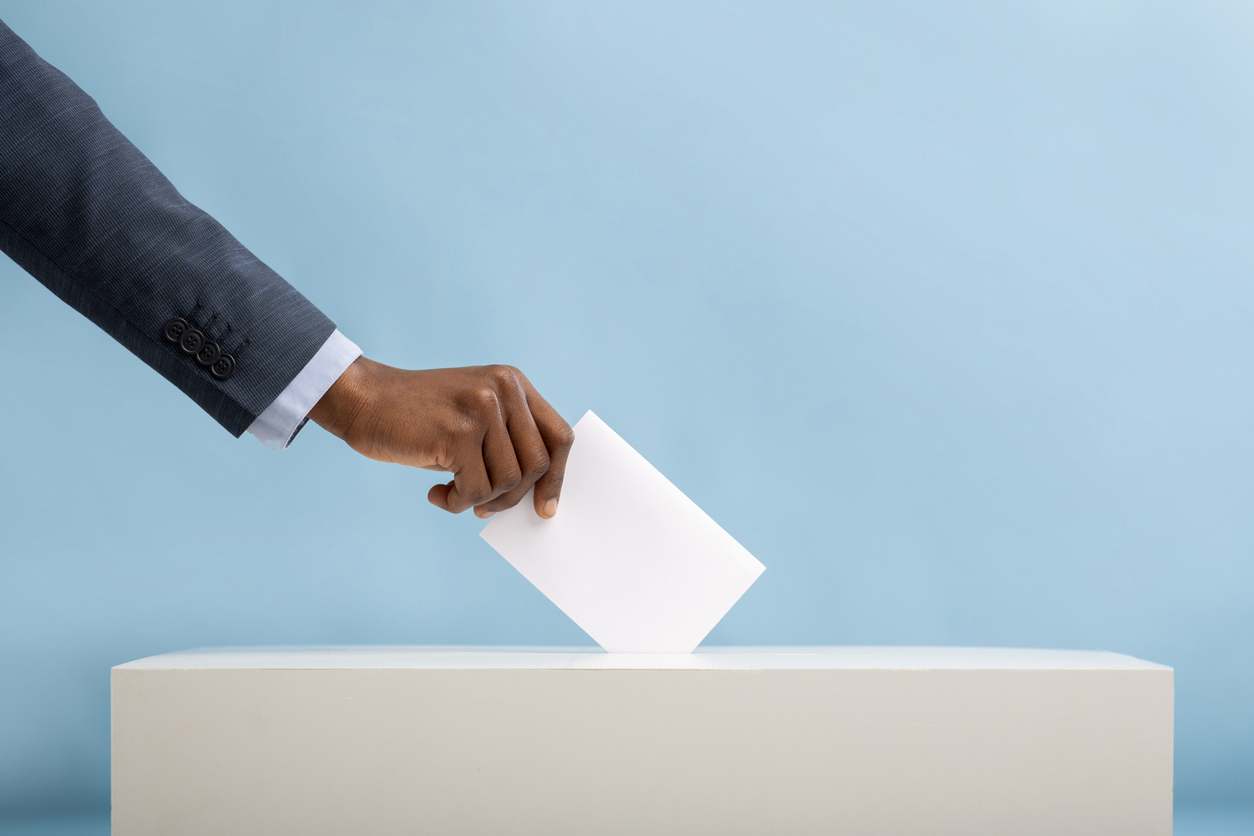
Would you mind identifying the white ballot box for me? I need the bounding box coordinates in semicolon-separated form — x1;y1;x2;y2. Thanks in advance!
112;646;1172;835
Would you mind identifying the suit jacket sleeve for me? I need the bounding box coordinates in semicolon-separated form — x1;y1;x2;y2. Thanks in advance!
0;20;336;437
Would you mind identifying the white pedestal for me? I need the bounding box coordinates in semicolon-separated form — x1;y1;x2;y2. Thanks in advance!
112;646;1172;835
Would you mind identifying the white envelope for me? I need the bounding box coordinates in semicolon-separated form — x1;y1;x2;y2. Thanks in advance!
480;411;765;653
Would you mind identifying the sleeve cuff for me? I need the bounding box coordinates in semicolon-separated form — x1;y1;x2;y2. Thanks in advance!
246;329;363;450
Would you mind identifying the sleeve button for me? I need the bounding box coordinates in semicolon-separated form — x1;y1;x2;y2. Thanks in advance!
178;329;205;355
195;340;221;367
210;354;236;381
162;318;189;343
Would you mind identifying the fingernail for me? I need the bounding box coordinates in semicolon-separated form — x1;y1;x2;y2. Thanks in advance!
542;498;558;518
478;510;495;519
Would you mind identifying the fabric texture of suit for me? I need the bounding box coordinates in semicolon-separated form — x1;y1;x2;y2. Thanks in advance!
0;19;335;436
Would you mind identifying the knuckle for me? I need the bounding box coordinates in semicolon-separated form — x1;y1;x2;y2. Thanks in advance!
500;468;523;493
470;386;499;411
486;364;519;387
524;447;551;479
466;486;493;505
553;422;575;450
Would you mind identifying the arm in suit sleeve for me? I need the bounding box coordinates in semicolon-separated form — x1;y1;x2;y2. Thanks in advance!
0;19;337;437
0;20;577;517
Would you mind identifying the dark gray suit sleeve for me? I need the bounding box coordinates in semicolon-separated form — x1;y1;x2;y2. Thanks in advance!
0;20;336;437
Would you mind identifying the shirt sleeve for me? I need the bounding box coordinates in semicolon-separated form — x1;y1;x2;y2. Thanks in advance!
247;329;363;450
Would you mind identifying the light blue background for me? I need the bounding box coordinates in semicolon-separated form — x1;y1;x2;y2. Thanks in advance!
1;0;1251;822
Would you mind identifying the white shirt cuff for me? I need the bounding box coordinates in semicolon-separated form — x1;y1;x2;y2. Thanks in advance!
246;329;363;450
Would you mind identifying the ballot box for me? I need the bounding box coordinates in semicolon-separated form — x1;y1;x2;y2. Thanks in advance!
112;646;1172;835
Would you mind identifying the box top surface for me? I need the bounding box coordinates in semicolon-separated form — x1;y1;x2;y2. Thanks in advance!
114;646;1171;671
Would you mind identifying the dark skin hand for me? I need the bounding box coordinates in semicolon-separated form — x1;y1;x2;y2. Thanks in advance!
309;358;574;519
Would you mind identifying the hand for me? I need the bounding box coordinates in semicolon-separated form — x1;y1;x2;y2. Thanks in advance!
309;358;574;519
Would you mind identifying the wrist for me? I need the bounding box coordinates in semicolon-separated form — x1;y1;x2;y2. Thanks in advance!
310;355;375;440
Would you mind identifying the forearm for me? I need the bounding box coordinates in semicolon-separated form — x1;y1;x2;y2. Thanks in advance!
0;20;334;435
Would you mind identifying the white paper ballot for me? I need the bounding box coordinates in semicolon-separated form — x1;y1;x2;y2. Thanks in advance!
480;411;765;653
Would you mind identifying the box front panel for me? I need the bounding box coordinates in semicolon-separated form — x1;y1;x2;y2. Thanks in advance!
112;667;1172;836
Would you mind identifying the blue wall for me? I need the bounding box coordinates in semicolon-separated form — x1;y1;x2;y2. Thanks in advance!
1;0;1251;814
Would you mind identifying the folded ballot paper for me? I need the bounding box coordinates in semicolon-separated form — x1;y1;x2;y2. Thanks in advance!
480;411;764;653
